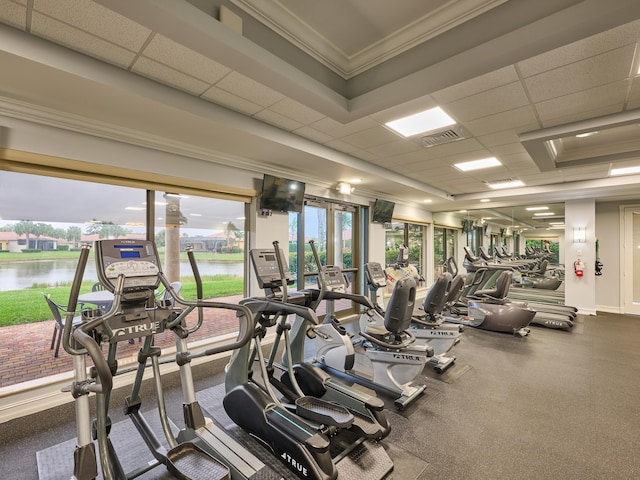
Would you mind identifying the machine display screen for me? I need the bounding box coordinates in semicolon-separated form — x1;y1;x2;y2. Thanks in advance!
120;250;141;258
265;254;276;262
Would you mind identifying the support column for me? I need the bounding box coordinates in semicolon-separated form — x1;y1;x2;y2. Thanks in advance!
564;199;596;315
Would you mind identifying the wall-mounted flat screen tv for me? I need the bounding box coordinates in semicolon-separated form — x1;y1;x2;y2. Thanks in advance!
259;174;305;213
371;199;395;223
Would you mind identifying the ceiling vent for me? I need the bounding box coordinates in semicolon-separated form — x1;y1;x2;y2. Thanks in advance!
416;125;469;147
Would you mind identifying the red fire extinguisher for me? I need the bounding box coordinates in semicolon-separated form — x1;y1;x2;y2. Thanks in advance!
574;259;585;277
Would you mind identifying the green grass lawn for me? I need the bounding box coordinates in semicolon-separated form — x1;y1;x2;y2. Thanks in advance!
0;249;245;326
0;275;244;327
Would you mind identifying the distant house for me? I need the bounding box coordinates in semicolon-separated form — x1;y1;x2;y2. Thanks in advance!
179;231;244;253
0;232;66;252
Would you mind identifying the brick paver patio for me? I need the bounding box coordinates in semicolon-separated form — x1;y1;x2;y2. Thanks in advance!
0;295;245;389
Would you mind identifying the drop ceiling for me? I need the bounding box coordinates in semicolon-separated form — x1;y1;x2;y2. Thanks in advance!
2;0;640;229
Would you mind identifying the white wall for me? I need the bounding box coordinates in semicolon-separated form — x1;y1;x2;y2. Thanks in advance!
564;199;596;315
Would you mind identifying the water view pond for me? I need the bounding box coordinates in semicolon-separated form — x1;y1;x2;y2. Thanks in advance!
0;260;244;291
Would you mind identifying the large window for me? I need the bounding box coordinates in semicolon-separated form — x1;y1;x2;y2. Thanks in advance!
0;170;247;388
434;226;458;277
384;221;427;276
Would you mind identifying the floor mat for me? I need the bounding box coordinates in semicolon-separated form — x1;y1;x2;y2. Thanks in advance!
36;410;179;480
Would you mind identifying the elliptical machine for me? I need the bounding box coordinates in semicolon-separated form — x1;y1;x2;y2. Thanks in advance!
364;261;462;374
223;242;394;480
62;239;262;480
301;240;432;410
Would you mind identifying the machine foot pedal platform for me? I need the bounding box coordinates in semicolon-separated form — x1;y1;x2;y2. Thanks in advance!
168;442;230;480
295;396;354;428
349;410;383;439
336;440;393;479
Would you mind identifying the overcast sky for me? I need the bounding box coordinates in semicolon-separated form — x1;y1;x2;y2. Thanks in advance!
0;171;245;234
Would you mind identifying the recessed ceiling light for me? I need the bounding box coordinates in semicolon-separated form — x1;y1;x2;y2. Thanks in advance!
125;206;145;211
611;165;640;176
549;222;565;225
526;206;548;211
480;199;490;203
454;157;501;171
534;212;555;216
423;199;432;203
459;210;467;213
189;213;202;217
487;179;525;189
385;107;455;137
350;178;363;183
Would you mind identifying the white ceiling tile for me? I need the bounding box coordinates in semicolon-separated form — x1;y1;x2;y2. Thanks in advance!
432;66;519;104
524;45;635;103
498;153;537;166
488;142;528;157
268;97;325;125
341;126;401;149
0;0;26;29
445;82;529;122
324;138;361;154
517;19;640;78
33;0;151;52
350;149;380;162
253;109;304;131
31;12;136;68
535;81;628;124
200;86;263;115
215;71;284;108
141;34;231;84
465;106;538;137
507;166;540;176
365;140;422;158
292;125;334;144
132;57;209;95
477;130;521;148
8;0;26;5
389;149;436;167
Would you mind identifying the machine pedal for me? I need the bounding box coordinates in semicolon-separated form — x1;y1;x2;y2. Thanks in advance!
336;440;393;479
295;396;354;428
167;442;230;480
349;411;382;439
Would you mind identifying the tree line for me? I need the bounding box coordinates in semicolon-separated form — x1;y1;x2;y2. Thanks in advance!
0;220;132;249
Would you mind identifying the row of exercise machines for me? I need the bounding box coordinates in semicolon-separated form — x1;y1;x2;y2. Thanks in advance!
459;245;577;329
58;238;573;480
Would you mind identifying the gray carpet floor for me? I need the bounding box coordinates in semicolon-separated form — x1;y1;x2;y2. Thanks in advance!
2;312;640;479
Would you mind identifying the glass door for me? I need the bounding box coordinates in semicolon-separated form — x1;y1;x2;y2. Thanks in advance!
622;206;640;315
299;199;359;317
434;226;458;278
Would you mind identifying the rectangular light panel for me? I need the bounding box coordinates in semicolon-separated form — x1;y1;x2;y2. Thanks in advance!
385;107;455;137
454;157;501;171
